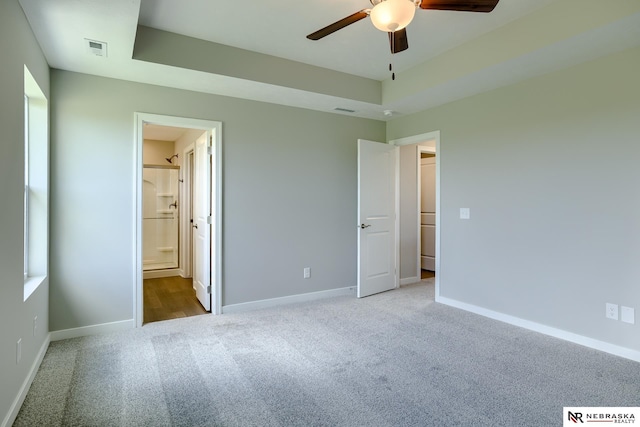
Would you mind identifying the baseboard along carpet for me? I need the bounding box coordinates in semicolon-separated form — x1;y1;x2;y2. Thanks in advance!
14;280;640;426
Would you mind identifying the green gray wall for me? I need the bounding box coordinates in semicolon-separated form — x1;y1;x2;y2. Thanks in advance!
3;2;639;422
0;0;50;424
49;70;385;331
388;46;640;352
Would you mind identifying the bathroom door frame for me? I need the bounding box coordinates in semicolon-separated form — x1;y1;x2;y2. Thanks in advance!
134;113;223;327
179;145;195;280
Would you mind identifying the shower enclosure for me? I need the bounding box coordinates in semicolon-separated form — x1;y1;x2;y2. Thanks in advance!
143;165;180;271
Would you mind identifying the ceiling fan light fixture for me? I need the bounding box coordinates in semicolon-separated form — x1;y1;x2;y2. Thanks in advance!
370;0;416;33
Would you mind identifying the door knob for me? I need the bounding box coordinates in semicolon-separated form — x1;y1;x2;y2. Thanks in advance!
192;224;198;229
359;224;371;229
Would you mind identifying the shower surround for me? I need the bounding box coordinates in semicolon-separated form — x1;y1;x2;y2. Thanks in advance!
143;166;180;272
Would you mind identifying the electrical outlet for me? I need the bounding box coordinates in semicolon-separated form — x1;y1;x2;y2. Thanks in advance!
33;316;37;337
303;267;311;279
17;339;21;364
460;208;470;220
621;306;635;324
606;303;619;320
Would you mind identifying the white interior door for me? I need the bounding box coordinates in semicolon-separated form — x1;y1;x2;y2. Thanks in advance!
193;132;211;311
357;139;398;298
420;156;436;271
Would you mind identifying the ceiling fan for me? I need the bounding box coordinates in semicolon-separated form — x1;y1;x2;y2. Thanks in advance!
307;0;500;55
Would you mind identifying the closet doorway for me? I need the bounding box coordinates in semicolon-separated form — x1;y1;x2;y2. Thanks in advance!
419;150;436;280
391;131;440;294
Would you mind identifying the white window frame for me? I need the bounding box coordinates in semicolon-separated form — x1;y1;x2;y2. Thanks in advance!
24;94;29;281
23;65;48;300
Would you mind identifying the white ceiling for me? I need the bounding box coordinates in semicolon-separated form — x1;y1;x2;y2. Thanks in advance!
17;0;640;121
143;124;187;142
137;0;554;81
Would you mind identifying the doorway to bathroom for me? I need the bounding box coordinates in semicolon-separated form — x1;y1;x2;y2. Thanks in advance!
134;113;222;327
142;124;199;323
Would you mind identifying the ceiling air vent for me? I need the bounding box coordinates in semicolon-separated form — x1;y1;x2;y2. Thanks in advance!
334;107;356;113
85;39;107;57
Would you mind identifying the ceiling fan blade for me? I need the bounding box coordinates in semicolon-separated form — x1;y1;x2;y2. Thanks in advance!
306;10;369;40
389;28;409;54
419;0;499;13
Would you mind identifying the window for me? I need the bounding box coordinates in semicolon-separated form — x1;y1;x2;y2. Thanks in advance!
23;65;48;300
24;94;29;280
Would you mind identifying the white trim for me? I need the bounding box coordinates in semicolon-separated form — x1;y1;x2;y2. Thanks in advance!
2;333;50;427
212;125;223;315
180;144;195;280
391;131;440;147
23;66;49;301
222;287;356;314
437;296;640;363
389;131;441;299
23;275;46;301
394;144;400;289
143;269;181;279
134;113;223;327
434;134;441;299
50;319;134;341
400;277;421;286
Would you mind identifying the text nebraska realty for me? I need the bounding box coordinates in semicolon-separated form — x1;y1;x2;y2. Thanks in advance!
583;412;635;423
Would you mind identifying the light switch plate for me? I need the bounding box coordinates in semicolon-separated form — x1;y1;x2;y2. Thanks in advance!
621;306;635;324
460;208;470;220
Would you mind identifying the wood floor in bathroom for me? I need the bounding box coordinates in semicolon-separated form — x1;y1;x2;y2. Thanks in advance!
143;276;208;324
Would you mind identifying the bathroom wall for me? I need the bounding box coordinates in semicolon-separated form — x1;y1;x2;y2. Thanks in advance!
143;139;175;165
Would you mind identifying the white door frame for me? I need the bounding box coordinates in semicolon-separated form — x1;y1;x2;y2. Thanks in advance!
180;144;195;280
134;113;223;326
390;131;440;298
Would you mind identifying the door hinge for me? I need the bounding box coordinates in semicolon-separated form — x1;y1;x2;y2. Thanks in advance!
206;215;212;224
207;146;213;156
207;285;211;294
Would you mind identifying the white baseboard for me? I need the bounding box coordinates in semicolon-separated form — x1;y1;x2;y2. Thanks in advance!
437;296;640;363
400;277;421;286
50;319;135;341
2;333;50;427
222;287;356;314
143;269;181;279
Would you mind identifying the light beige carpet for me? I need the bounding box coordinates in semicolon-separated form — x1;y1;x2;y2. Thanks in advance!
14;280;640;426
